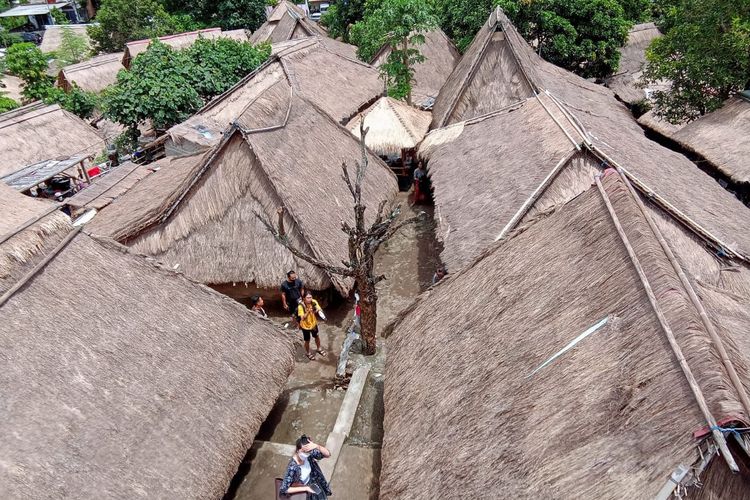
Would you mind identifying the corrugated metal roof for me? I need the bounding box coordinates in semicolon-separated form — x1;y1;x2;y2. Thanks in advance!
1;154;87;191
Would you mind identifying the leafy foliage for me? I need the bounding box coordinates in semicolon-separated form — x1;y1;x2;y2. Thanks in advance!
102;38;270;134
496;0;631;79
54;26;91;66
643;0;750;123
0;30;22;48
350;0;438;102
0;94;19;113
618;0;652;22
88;0;185;53
0;0;26;32
432;0;492;53
44;86;100;119
320;0;368;42
160;0;267;31
4;42;54;101
50;7;70;25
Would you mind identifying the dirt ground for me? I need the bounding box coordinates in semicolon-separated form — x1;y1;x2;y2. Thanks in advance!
224;193;440;499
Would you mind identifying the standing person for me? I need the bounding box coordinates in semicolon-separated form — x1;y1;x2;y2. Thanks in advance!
297;292;326;360
278;435;332;499
250;295;267;318
281;270;305;323
413;163;426;204
432;266;447;285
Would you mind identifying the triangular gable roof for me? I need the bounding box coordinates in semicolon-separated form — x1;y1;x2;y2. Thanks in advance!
167;36;383;151
249;0;326;44
422;8;750;270
58;52;125;93
605;22;662;105
348;96;432;155
90;91;398;294
381;170;750;498
370;29;460;108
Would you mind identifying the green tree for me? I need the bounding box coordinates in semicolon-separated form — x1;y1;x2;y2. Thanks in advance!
50;7;71;25
102;38;270;136
350;0;438;103
54;26;91;66
160;0;267;31
0;94;19;113
496;0;630;79
432;0;492;53
4;42;54;101
320;0;368;42
643;0;750;123
618;0;652;22
88;0;182;53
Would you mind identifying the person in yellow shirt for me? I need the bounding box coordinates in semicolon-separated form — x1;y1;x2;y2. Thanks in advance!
297;292;327;360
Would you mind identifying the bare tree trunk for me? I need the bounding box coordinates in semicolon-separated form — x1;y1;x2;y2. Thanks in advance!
358;277;378;355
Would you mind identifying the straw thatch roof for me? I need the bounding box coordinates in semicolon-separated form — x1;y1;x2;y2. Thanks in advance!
249;0;326;44
637;108;685;137
347;96;432;155
167;36;383;152
382;171;750;498
39;24;92;54
370;29;460;109
669;96;750;185
66;161;154;215
122;27;234;68
0;183;70;290
421;8;750;272
57;52;124;93
0;187;295;498
89;90;398;294
0;74;24;102
0;102;105;178
605;22;661;105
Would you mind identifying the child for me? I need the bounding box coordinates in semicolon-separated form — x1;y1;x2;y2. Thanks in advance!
297;292;327;360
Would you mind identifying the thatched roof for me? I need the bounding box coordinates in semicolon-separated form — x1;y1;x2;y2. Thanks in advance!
0;188;295;497
249;0;326;44
347;96;431;155
605;22;661;105
167;36;383;151
39;24;92;54
382;171;750;498
57;52;124;93
0;74;24;102
123;28;226;68
0;183;70;290
370;29;460;108
421;8;750;272
669;96;750;185
89;90;398;294
66;161;154;215
637;108;685;137
0;102;105;178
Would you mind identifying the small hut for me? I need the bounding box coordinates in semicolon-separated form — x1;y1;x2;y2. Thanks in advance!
0;184;295;499
57;52;125;93
89;89;399;301
382;171;750;498
347;96;431;179
421;7;750;272
39;24;92;54
0;102;105;177
605;23;662;106
167;36;383;154
249;0;326;44
122;28;223;68
370;29;460;109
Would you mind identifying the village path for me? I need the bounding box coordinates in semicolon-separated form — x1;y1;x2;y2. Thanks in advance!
226;192;440;499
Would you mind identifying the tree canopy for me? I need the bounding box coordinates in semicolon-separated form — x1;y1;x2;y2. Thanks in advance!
432;0;493;53
54;27;92;67
643;0;750;123
321;0;368;42
161;0;267;31
350;0;438;102
102;38;270;135
496;0;631;79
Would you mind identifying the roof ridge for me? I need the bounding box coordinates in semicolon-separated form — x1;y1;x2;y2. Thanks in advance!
386;98;419;142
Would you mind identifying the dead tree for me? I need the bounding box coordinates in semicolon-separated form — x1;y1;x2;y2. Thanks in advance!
256;125;422;355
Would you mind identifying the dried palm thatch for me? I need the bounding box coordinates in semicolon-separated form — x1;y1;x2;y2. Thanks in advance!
221;28;250;42
0;102;105;178
0;74;23;102
57;52;125;93
89;90;398;295
382;172;750;498
39;24;92;54
122;28;222;68
66;161;154;215
0;217;295;498
347;96;432;155
167;36;382;153
637;108;685;137
0;183;70;290
605;23;662;105
249;0;326;44
669;97;750;185
421;7;750;271
370;29;460;108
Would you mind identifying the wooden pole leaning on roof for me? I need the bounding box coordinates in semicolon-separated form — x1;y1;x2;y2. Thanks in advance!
594;174;739;473
615;167;750;420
